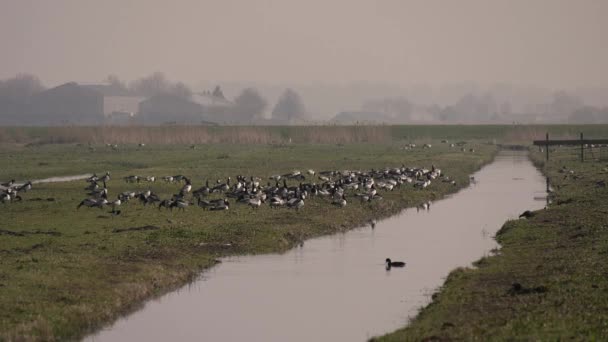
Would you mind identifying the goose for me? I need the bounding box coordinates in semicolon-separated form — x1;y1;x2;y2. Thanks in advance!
385;258;406;269
213;177;231;193
193;180;211;198
17;181;32;192
77;198;107;210
332;194;347;208
86;174;99;183
180;178;192;194
1;179;15;188
99;172;111;183
145;176;156;182
109;197;122;211
124;175;139;183
84;181;99;191
170;199;191;211
369;219;377;229
269;197;285;208
287;195;305;211
1;192;10;203
247;197;262;209
158;199;174;210
209;199;230;211
519;210;534;219
307;169;316;175
163;176;175;183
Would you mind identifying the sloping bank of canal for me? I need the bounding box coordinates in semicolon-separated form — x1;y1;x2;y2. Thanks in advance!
376;151;608;340
87;151;546;341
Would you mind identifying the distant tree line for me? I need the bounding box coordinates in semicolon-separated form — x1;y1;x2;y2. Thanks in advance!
0;72;311;125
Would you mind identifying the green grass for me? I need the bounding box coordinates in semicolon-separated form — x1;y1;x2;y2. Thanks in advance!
0;140;496;341
375;148;608;341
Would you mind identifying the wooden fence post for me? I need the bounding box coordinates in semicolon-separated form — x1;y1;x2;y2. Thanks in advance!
580;132;584;162
546;133;549;161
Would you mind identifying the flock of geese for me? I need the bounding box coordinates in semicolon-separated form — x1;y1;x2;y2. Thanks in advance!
73;164;450;216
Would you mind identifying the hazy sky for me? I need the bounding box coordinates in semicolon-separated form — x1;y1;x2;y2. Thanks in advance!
1;0;607;88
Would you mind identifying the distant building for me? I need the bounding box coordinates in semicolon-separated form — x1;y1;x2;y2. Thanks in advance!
29;82;105;125
82;84;144;119
138;94;215;125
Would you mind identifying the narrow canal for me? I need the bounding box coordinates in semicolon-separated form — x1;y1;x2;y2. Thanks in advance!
88;151;546;341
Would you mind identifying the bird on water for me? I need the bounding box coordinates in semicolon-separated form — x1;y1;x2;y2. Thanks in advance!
385;258;406;270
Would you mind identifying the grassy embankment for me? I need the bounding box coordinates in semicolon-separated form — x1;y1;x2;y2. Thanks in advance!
376;145;608;340
0;139;497;341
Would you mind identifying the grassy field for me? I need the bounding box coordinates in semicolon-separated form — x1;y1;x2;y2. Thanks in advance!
0;138;497;341
376;146;608;340
1;124;608;145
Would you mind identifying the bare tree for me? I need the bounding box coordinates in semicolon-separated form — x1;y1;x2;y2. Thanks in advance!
129;72;171;97
232;88;267;121
171;82;193;99
272;88;306;122
105;74;128;92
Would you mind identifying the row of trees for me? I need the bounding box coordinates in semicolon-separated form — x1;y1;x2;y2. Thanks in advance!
109;72;307;122
0;72;309;124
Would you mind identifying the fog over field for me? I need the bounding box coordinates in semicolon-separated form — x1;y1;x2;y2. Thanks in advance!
1;0;607;124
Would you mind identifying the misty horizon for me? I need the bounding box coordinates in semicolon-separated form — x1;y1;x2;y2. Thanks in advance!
2;0;607;89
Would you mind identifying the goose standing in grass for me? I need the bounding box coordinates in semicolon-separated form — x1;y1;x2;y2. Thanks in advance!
180;178;192;195
99;172;111;183
109;197;122;211
385;258;405;270
1;179;15;188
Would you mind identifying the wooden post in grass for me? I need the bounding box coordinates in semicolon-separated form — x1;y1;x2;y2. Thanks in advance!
546;133;549;161
580;132;584;162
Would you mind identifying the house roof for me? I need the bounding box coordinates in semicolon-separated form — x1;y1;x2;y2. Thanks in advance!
81;84;137;97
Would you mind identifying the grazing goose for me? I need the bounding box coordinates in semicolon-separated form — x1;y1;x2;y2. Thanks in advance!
332;194;347;208
158;199;174;210
170;199;191;211
519;210;535;219
247;197;262;209
209;199;230;211
385;258;406;270
287;195;305;211
77;198;107;210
